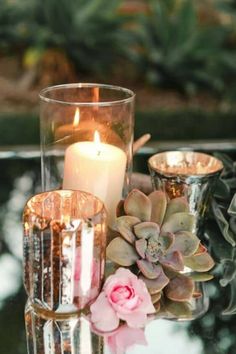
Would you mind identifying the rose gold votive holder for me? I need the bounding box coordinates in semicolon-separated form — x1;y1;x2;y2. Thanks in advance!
148;151;223;234
23;190;107;315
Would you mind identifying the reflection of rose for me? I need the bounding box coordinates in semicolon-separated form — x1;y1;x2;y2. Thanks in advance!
74;247;100;304
90;268;155;331
106;324;147;354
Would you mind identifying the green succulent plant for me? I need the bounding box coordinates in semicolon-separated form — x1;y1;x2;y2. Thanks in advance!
133;0;236;95
107;189;215;305
27;0;131;76
0;0;33;52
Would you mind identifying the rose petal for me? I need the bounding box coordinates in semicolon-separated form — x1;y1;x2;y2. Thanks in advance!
90;292;119;332
104;268;134;295
103;268;155;329
119;311;148;328
106;325;147;354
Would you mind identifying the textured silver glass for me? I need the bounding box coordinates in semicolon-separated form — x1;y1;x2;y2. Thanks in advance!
23;190;107;315
25;300;103;354
148;151;223;233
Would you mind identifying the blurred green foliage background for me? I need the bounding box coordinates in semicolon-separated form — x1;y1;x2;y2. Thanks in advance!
1;0;236;99
0;0;236;142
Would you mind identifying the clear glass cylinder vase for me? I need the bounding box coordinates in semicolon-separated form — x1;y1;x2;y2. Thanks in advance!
23;190;107;315
40;83;135;226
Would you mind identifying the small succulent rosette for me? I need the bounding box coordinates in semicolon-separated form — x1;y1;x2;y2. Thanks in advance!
107;189;215;316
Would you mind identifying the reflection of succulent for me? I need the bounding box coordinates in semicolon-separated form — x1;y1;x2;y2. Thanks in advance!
207;153;236;314
159;277;209;320
211;153;236;247
107;189;215;305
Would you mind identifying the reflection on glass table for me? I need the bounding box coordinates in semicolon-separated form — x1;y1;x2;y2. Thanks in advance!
24;278;210;354
1;154;236;354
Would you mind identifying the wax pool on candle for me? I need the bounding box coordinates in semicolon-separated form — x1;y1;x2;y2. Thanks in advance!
63;141;127;226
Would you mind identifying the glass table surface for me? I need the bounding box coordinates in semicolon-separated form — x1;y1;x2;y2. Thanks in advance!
0;154;236;354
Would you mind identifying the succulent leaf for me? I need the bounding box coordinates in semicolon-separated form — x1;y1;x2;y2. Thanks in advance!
108;186;215;307
124;189;152;221
160;250;184;271
184;252;215;272
169;231;200;257
154;301;161;312
190;273;214;282
135;238;147;259
106;237;139;266
165;274;194;302
116;215;140;244
165;300;192;318
161;212;195;234
139;267;169;294
194;243;207;255
145;236;161;262
164;197;189;222
151;292;162;304
134;221;160;239
137;259;162;279
158;232;175;252
149;190;167;225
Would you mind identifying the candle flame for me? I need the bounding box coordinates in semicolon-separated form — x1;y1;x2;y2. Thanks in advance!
94;130;101;156
73;108;80;127
94;130;100;144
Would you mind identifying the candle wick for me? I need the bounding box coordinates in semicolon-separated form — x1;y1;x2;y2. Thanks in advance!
97;150;101;157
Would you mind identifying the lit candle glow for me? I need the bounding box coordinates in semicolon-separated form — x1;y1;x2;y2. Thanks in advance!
63;112;127;226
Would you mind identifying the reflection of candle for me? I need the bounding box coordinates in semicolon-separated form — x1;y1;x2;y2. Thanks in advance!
55;108;124;147
63;131;127;226
55;108;80;141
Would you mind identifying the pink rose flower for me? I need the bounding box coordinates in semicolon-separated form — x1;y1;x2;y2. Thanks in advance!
106;324;147;354
90;268;155;331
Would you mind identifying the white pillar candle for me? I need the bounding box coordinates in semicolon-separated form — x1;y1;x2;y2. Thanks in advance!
63;132;127;226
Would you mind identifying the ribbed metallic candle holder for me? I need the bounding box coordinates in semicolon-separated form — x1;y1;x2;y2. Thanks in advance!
23;190;107;315
148;151;223;234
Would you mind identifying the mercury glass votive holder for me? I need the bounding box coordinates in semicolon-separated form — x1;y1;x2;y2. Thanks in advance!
39;83;135;227
25;300;103;354
23;190;107;315
148;151;223;234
